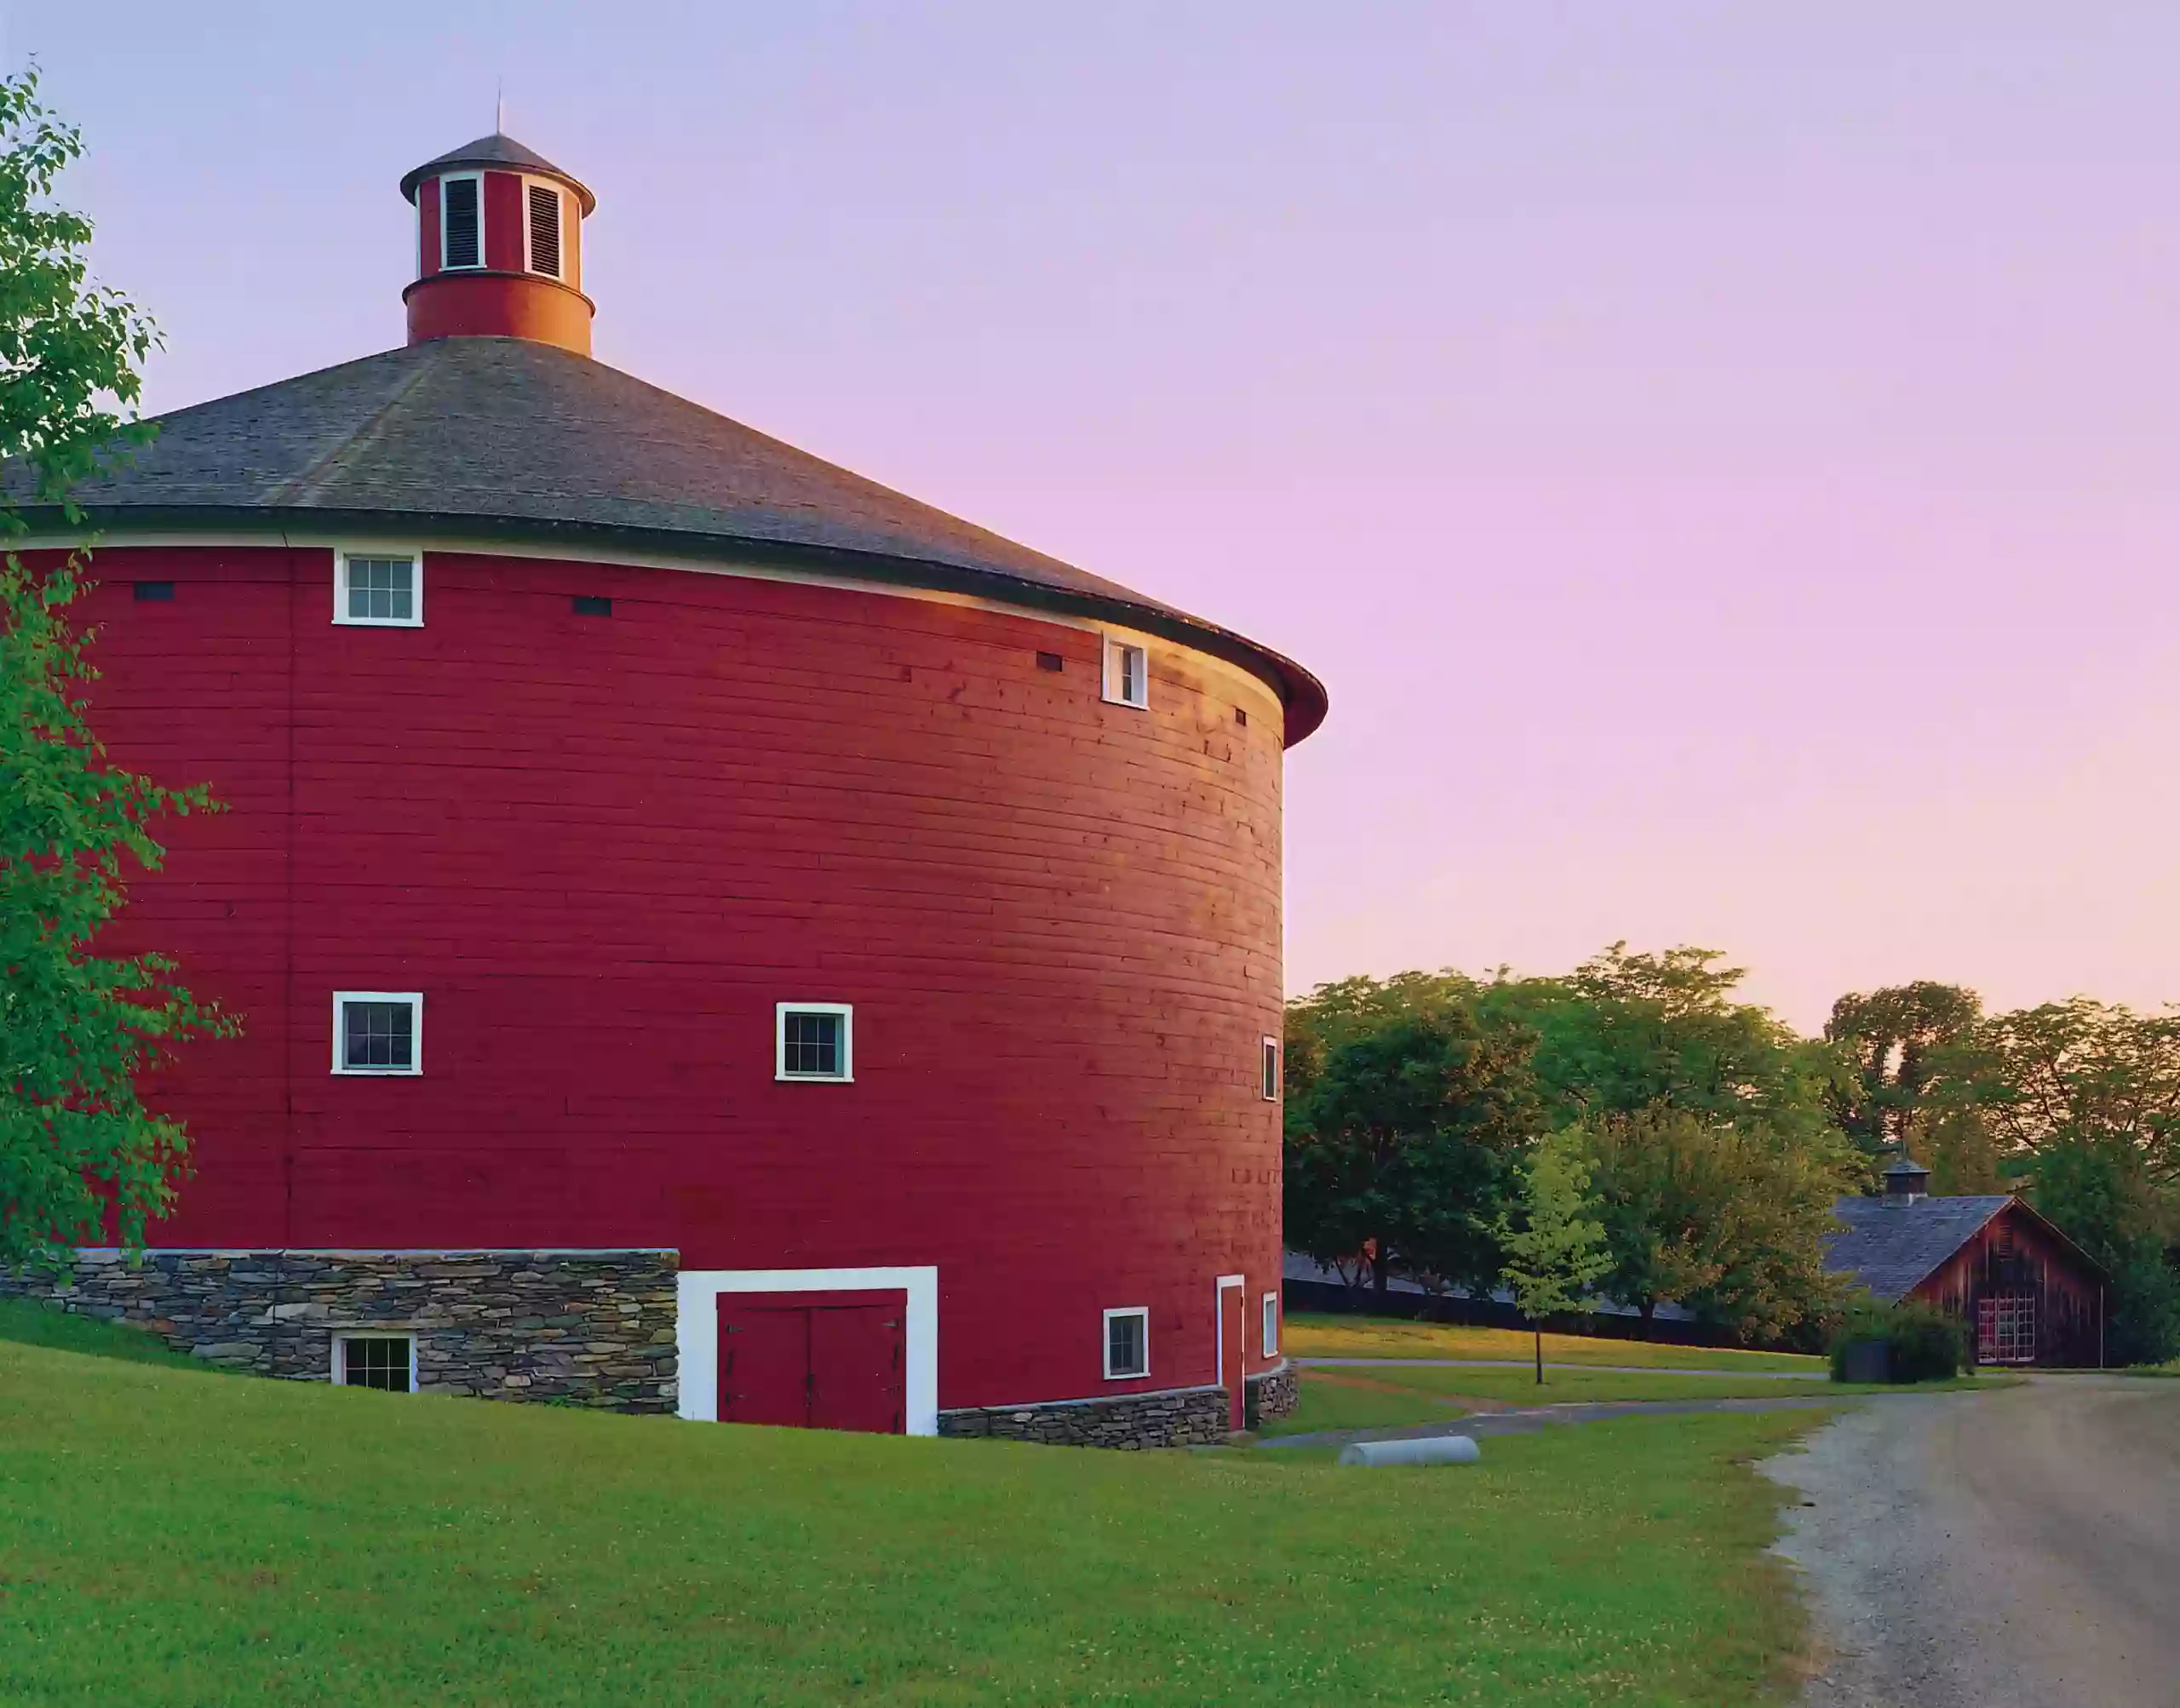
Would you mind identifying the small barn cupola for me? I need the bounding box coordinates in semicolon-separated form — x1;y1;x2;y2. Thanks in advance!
398;132;597;355
1882;1153;1932;1205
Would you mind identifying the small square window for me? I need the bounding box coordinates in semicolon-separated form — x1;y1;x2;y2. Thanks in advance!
573;595;612;616
1036;651;1064;673
133;581;175;602
334;551;422;628
777;1003;852;1081
1261;1037;1281;1101
1261;1292;1280;1358
1104;1307;1149;1379
1103;638;1149;709
1233;706;1248;727
336;1334;416;1393
333;992;422;1075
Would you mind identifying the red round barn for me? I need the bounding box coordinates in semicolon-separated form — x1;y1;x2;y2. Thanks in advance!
9;132;1325;1445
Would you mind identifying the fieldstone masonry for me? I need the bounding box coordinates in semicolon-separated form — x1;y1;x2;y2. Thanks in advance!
938;1382;1232;1447
1246;1361;1299;1428
0;1249;679;1413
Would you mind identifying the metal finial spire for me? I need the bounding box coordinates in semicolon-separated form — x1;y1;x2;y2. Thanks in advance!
495;78;504;135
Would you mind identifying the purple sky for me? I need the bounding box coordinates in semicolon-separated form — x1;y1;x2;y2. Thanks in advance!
20;4;2180;1029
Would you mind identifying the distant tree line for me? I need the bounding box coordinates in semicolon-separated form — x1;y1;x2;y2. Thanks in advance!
1282;946;2180;1363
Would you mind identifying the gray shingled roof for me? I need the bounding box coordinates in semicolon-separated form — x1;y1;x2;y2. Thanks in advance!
399;132;595;211
1823;1195;2013;1301
3;335;1327;741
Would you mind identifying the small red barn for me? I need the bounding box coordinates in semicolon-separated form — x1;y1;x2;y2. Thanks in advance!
1825;1159;2109;1367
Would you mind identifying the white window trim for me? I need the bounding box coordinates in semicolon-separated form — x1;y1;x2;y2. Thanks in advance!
775;1001;853;1082
331;1331;418;1393
332;547;425;628
332;990;424;1077
1101;635;1149;709
1261;1290;1280;1358
521;175;565;280
438;171;485;271
676;1266;939;1434
1102;1305;1150;1380
1261;1036;1281;1101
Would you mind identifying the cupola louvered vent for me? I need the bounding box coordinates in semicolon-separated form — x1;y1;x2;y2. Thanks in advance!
442;176;480;269
527;184;562;278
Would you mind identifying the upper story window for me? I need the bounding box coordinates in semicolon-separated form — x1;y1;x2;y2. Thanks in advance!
526;182;563;278
1261;1037;1281;1101
335;550;422;628
1103;1307;1150;1379
777;1003;853;1082
440;174;482;270
334;992;422;1076
1103;638;1149;710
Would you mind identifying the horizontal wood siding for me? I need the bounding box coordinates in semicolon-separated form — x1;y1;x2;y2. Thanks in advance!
71;544;1288;1412
1909;1201;2103;1367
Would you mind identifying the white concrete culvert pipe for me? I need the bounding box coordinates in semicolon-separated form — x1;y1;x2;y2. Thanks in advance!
1337;1435;1481;1467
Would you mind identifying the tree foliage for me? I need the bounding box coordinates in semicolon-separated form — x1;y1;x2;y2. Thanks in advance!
1823;981;1982;1163
1494;1126;1611;1379
3;66;232;1269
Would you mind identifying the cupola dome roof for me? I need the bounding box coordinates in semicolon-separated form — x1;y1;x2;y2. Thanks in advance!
399;131;595;213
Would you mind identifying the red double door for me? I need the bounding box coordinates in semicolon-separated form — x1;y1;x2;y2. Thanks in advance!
718;1292;906;1434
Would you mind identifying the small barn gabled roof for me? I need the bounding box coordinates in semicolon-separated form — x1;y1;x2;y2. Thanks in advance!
1824;1195;2014;1301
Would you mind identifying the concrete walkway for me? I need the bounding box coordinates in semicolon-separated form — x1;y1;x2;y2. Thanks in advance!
1257;1391;1846;1451
1299;1356;1828;1379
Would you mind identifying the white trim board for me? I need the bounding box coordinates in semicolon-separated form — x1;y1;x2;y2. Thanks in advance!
1215;1272;1245;1390
676;1265;939;1436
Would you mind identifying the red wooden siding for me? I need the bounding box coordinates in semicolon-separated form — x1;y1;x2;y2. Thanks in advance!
416;175;439;278
1909;1201;2104;1367
74;544;1288;1413
482;171;524;271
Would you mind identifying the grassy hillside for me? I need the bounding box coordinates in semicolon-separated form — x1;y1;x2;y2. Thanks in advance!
0;1333;1821;1707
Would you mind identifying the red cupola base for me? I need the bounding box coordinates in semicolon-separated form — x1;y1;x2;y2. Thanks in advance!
404;272;594;354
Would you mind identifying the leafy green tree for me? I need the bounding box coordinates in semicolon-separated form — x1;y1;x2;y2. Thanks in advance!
1823;982;1983;1163
1283;989;1540;1301
2024;1136;2178;1367
1495;1126;1612;1382
3;66;232;1269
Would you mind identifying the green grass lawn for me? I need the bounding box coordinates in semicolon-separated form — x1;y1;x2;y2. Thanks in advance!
1286;1312;1825;1373
0;1296;197;1367
0;1328;1824;1707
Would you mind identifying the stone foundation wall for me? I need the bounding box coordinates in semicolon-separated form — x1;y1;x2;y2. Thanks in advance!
1245;1361;1298;1428
938;1383;1231;1448
0;1249;679;1413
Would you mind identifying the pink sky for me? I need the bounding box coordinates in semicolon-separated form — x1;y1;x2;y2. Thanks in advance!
22;4;2180;1031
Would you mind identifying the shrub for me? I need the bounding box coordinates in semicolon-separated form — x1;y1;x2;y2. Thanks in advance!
1828;1298;1965;1384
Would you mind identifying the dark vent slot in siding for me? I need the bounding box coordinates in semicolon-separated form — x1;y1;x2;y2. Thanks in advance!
1036;651;1064;672
133;582;175;602
527;184;562;278
572;595;612;616
1234;707;1248;726
443;177;480;268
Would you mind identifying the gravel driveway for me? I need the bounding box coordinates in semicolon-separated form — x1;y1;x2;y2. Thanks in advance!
1762;1375;2180;1707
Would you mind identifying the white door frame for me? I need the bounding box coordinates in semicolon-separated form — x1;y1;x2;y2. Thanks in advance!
1215;1272;1245;1398
677;1265;939;1435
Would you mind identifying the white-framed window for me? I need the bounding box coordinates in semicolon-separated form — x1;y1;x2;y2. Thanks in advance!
1261;1291;1280;1358
1103;1306;1150;1379
776;1002;853;1082
333;549;423;628
1102;637;1149;709
525;180;564;278
334;1333;417;1393
333;992;422;1076
439;172;484;270
1261;1036;1281;1101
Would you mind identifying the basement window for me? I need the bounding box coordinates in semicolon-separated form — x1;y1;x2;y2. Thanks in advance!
527;182;563;278
336;1333;416;1393
334;550;422;628
1103;1307;1150;1379
777;1003;852;1082
440;174;482;270
1261;1037;1281;1101
333;992;422;1076
1103;638;1149;710
1261;1292;1280;1358
133;581;175;602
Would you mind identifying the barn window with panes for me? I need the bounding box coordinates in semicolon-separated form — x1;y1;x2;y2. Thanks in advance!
527;183;562;278
776;1004;852;1081
333;992;422;1075
1261;1037;1281;1100
1103;637;1149;709
1103;1307;1150;1379
336;1334;416;1392
334;550;422;627
440;174;481;268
